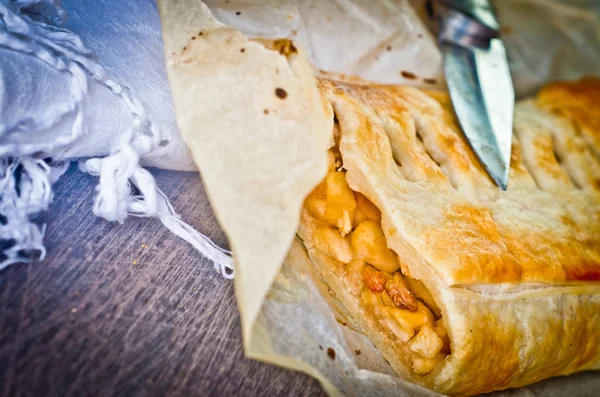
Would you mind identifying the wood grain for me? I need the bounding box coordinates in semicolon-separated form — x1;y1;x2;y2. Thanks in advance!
0;165;326;397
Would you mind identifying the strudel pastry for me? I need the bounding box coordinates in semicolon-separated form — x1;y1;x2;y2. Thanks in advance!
298;77;600;396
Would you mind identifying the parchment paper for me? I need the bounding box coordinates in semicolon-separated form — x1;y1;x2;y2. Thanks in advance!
157;1;600;396
204;0;600;97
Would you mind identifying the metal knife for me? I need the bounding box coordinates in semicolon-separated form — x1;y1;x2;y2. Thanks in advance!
437;1;514;190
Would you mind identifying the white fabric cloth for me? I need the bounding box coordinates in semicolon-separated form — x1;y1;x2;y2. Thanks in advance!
0;0;233;276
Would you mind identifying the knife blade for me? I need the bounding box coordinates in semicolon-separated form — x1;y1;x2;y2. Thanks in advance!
442;39;513;189
438;3;514;190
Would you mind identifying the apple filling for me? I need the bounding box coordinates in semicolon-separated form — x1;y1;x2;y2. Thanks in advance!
301;144;449;376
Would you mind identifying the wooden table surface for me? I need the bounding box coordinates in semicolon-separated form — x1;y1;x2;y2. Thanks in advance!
0;166;326;397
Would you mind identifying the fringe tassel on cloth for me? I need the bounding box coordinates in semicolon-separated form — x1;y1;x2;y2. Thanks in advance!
0;157;68;269
0;0;234;277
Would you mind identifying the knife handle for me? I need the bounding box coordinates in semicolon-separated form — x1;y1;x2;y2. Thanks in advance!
441;0;499;32
436;1;499;50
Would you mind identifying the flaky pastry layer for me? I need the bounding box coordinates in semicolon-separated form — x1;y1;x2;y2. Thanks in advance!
298;78;600;396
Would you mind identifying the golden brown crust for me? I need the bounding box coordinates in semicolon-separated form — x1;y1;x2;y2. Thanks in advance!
537;77;600;162
440;284;600;395
300;77;600;396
